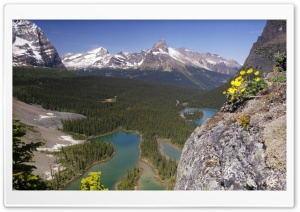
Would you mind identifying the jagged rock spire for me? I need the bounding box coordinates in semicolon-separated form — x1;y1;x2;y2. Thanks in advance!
151;39;169;52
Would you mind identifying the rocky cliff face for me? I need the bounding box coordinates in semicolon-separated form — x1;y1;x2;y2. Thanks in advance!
175;20;287;190
13;20;65;69
175;79;286;190
243;20;286;74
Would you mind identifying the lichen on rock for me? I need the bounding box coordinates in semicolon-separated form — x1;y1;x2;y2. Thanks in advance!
263;115;286;171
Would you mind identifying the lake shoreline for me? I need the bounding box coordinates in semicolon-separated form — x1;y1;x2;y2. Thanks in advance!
157;140;182;162
157;138;182;152
62;148;116;190
182;108;218;126
86;127;143;141
65;130;142;190
137;133;170;190
137;159;169;190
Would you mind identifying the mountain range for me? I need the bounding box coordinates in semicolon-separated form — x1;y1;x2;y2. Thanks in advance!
12;20;242;89
61;39;241;75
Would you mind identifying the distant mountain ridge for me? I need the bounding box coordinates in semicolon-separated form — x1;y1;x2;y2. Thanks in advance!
12;20;241;89
62;39;241;75
12;20;65;69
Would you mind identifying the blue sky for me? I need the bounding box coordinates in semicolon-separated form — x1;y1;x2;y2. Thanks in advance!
31;20;266;64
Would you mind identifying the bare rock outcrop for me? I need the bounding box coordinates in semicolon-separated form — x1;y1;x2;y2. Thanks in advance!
175;82;286;190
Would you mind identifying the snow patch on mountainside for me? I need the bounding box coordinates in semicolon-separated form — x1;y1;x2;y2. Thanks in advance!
13;36;43;61
61;49;113;70
168;47;186;63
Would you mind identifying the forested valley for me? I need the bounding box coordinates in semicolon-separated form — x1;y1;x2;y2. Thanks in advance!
13;66;226;184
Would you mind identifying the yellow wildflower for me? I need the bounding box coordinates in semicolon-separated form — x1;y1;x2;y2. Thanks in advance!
255;77;261;82
223;91;226;95
234;81;242;87
241;88;246;92
231;80;235;86
228;87;237;94
254;71;259;75
247;68;253;74
240;70;246;75
236;76;243;81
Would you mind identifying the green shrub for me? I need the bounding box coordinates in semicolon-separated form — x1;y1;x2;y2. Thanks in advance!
274;52;286;72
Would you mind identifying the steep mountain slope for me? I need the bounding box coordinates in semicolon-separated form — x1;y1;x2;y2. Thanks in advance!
62;39;241;75
243;20;286;73
12;20;65;69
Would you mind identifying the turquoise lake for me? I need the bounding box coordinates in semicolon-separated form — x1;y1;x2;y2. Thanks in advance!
66;108;217;190
66;131;140;190
159;141;181;161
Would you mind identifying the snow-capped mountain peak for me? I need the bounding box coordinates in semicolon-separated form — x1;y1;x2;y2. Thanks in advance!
61;39;241;75
89;47;109;55
151;39;169;53
12;20;65;68
60;47;112;69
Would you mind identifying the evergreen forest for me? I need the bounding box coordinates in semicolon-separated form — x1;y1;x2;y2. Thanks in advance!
116;167;140;190
13;66;226;183
49;141;114;189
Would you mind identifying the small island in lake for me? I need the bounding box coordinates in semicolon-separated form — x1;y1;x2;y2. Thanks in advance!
183;111;204;120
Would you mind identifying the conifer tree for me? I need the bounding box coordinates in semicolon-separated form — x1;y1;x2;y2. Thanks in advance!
12;118;49;190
